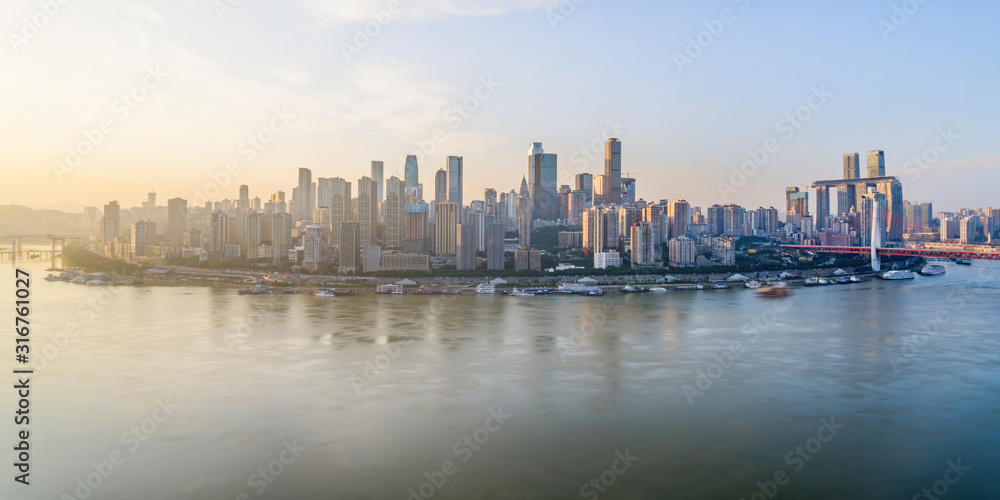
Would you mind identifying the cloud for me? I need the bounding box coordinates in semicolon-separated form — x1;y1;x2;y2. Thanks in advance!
300;0;560;23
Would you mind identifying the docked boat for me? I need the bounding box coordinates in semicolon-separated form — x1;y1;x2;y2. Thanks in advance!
878;270;916;280
756;285;793;297
413;285;463;295
44;274;62;281
709;283;731;290
505;287;536;296
648;286;668;293
675;284;704;291
86;279;111;286
803;277;830;287
557;283;605;296
919;264;947;276
620;285;649;293
954;259;972;266
474;283;496;294
238;285;270;295
745;280;762;289
71;276;88;285
376;284;406;294
314;288;355;297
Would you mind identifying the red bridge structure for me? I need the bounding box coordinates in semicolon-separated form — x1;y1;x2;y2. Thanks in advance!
786;246;1000;262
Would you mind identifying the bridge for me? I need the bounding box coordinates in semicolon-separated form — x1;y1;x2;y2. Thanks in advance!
787;245;1000;265
1;235;87;268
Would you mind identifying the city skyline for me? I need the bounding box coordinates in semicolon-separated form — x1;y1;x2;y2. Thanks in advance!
2;1;999;211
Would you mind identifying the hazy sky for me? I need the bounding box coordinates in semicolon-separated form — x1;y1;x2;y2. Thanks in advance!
2;0;998;213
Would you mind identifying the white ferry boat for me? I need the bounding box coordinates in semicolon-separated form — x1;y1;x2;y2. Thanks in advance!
475;283;496;294
879;270;916;281
919;264;946;276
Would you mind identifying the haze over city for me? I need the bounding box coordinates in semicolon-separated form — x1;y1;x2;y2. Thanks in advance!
2;0;1000;212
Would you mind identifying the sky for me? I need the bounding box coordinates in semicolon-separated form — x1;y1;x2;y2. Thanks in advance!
1;0;998;213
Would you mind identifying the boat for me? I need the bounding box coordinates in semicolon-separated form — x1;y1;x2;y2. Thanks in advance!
620;285;649;293
832;276;853;285
878;270;916;280
709;283;731;290
505;287;536;296
648;286;668;293
474;283;496;294
314;288;355;297
919;264;947;276
71;276;88;285
413;285;462;295
848;276;865;283
44;274;62;281
745;280;762;289
557;283;604;296
954;259;972;266
86;279;111;286
756;285;793;297
803;277;830;287
376;284;406;294
675;284;704;291
238;285;270;295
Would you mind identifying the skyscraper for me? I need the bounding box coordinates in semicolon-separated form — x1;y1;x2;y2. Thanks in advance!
867;150;885;178
238;185;249;212
447;156;463;207
528;142;558;220
434;202;459;255
592;175;606;207
167;198;188;241
486;222;505;271
339;222;360;273
843;153;860;179
297;168;313;221
667;200;690;240
456;224;476;271
405;155;420;190
385;176;405;248
575;173;593;208
434;169;448;203
630;222;655;267
357;176;377;248
101;201;121;246
861;187;887;247
877;178;905;241
620;177;635;206
328;178;351;251
604;138;622;206
371;161;384;210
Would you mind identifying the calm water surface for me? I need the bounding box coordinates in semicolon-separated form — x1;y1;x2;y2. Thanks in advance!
2;259;999;499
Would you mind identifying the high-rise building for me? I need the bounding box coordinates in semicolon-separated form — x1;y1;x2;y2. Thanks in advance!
434;169;448;204
434;202;459;255
575;173;593;208
514;248;541;271
959;216;977;244
618;207;641;241
209;211;228;257
456;224;477;271
528;142;558;220
339;222;360;273
620;177;635;206
167;198;188;240
867;150;886;178
404;203;430;253
371;161;384;212
667;200;690;240
877;179;904;241
861;187;887;247
723;205;746;237
484;188;498;218
405;155;420;190
786;188;809;225
712;237;736;266
130;220;152;258
582;209;597;251
668;236;695;267
385;176;405;248
101;201;121;248
238;185;250;212
843;153;860;179
604;138;622;206
630;222;656;267
357;176;378;248
707;204;725;236
592;175;606;207
447;156;463;207
328;178;351;251
486;222;505;271
643;204;666;243
297;168;313;221
569;190;586;227
302;225;327;272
